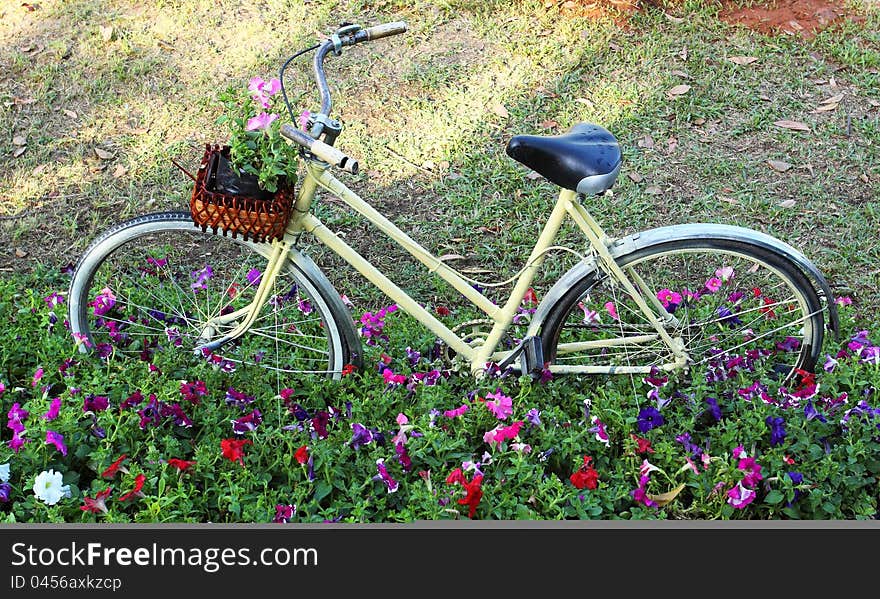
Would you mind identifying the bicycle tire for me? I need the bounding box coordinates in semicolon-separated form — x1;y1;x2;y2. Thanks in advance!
537;237;825;384
68;211;362;381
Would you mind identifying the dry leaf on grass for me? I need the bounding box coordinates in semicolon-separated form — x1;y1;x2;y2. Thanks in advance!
779;199;797;208
15;249;28;258
13;147;27;158
491;103;509;118
729;56;758;65
438;254;466;262
539;120;558;129
821;93;845;105
628;172;644;183
774;120;811;132
667;84;691;97
63;109;78;119
638;135;655;150
645;185;662;195
94;148;115;160
767;160;792;172
12;136;27;146
526;171;542;180
813;103;838;113
112;164;127;178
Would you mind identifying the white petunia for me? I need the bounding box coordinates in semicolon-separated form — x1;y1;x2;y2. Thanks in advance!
0;463;9;483
32;469;70;506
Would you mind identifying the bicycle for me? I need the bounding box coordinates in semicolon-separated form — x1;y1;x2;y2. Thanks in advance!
67;21;839;389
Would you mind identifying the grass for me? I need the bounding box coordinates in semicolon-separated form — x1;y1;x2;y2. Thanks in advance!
0;0;879;522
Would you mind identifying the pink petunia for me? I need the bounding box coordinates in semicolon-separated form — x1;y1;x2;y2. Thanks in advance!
727;481;756;509
604;301;618;320
483;421;524;447
444;404;469;418
485;389;513;420
245;112;279;131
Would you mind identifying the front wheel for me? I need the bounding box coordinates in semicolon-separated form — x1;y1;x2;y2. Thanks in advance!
68;212;362;383
538;238;825;385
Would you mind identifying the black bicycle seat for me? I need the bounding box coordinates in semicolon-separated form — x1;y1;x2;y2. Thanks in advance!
506;123;622;195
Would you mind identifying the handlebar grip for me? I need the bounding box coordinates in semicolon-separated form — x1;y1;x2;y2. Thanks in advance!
361;21;408;41
280;124;360;174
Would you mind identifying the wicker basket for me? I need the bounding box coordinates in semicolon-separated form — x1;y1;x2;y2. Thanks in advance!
188;145;294;243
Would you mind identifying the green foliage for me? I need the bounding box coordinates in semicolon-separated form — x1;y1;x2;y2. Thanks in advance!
216;81;299;193
1;270;878;523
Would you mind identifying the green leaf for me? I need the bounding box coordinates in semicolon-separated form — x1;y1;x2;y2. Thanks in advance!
764;490;784;505
314;481;333;503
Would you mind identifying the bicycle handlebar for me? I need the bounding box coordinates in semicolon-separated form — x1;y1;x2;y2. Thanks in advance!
280;21;408;173
280;123;359;174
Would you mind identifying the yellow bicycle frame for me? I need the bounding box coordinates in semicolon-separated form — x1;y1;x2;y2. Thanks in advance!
254;158;688;376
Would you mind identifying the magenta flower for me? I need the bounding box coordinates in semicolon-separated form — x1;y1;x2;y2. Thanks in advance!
382;368;407;386
727;481;756;509
485;389;513;420
42;397;62;421
32;367;44;387
273;504;296;523
246;112;279;131
604;301;618;320
83;395;109;413
374;458;399;493
91;287;116;316
656;288;682;310
483;421;524;447
46;430;67;456
704;277;723;293
835;296;852;306
444;404;469;418
631;474;657;508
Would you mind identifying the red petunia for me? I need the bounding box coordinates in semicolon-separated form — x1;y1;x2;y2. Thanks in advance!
81;487;113;514
458;474;484;519
101;454;129;479
446;468;484;519
221;438;253;466
294;445;309;465
630;434;655;455
569;455;599;490
445;468;467;486
167;458;197;472
341;364;356;376
119;474;146;502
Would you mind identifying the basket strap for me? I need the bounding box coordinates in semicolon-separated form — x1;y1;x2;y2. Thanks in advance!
171;157;198;182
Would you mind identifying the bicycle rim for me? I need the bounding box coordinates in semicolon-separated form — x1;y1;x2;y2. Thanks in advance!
68;212;358;380
540;239;825;384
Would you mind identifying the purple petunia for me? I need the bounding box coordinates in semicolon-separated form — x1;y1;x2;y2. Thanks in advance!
374;458;399;493
766;416;786;446
350;423;374;449
637;406;664;433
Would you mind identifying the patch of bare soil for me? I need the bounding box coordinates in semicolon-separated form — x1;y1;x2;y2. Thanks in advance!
718;0;863;39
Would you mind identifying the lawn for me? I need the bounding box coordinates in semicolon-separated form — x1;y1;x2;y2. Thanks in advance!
0;0;878;522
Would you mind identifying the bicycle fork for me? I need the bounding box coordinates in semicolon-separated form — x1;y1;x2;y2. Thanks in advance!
194;238;292;352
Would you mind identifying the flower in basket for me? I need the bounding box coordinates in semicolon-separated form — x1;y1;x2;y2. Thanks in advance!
216;75;299;194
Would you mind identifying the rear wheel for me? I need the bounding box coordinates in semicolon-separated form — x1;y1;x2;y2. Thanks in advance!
538;238;825;384
68;212;362;383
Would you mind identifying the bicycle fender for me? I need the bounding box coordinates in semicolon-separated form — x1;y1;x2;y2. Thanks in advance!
528;223;840;340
